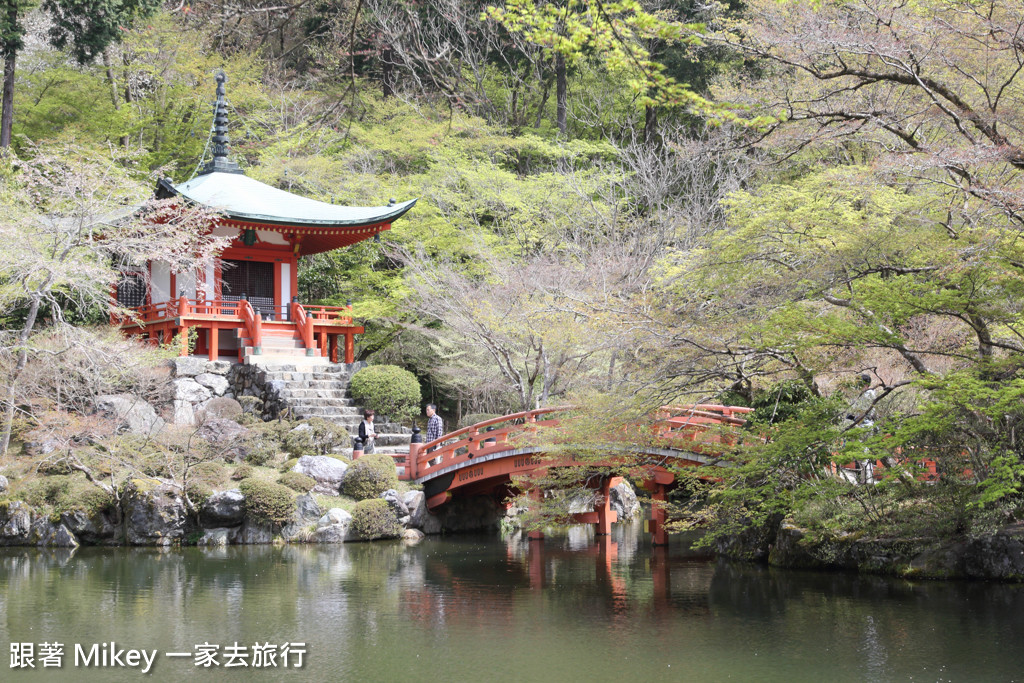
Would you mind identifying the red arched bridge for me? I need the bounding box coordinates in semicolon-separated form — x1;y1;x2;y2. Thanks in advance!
368;405;752;545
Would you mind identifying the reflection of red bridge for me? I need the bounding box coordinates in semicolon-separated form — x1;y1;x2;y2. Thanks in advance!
381;405;751;545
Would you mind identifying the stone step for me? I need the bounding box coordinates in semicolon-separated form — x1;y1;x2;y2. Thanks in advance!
279;389;354;401
355;433;410;447
287;396;359;407
264;377;351;388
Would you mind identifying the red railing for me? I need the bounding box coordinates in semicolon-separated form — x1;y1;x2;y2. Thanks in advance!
301;304;354;325
398;405;747;481
290;301;315;350
239;298;262;349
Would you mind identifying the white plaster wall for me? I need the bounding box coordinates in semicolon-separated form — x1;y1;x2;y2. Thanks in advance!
179;271;196;299
281;263;291;308
150;261;171;304
202;263;216;299
256;230;288;245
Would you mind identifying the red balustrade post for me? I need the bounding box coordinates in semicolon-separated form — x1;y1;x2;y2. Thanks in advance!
408;426;423;479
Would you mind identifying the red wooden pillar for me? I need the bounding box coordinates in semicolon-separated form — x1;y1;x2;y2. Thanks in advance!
318;329;328;357
649;483;668;546
209;325;219;361
329;334;339;363
344;332;355;364
596;476;621;535
528;488;544;541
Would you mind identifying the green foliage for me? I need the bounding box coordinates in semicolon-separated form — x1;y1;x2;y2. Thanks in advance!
19;474;115;518
459;413;501;429
231;464;254;481
278;471;316;493
349;365;421;423
282;418;351;457
238;478;296;525
343;454;399;501
350;498;402;541
43;0;161;64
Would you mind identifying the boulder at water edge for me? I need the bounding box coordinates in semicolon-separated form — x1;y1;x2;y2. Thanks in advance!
291;455;349;495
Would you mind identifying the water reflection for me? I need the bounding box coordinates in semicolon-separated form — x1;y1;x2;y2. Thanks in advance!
1;523;1023;682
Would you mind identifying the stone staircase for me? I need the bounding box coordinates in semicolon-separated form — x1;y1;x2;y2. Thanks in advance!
246;361;411;457
238;322;328;364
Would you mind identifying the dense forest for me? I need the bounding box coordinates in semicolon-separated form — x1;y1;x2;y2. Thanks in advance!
2;0;1024;546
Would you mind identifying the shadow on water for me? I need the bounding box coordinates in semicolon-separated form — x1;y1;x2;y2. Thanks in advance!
2;522;1024;681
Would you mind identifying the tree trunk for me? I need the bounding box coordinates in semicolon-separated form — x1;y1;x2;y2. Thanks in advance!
381;46;395;98
534;78;551;128
555;53;567;135
1;48;15;148
644;104;658;147
1;290;44;456
102;46;130;148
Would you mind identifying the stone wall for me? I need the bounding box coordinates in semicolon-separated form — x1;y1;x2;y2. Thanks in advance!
167;357;236;424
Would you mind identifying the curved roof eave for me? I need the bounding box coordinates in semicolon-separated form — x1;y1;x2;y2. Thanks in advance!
168;172;417;228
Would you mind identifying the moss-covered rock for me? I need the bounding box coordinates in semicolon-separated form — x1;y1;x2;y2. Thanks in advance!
343;454;399;501
350;498;402;541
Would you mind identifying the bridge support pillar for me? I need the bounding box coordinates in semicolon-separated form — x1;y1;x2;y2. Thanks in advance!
527;488;544;541
645;481;669;546
595;476;621;535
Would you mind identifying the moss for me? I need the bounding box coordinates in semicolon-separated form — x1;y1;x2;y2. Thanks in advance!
238;478;296;525
281;458;300;473
343;454;399;501
279;471;316;493
232;464;254;480
350;498;402;541
283;418;351;457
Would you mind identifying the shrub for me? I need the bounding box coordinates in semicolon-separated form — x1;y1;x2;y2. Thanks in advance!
281;457;300;473
349;365;421;423
279;471;316;493
350;498;402;540
232;464;254;480
238;478;296;525
343;453;399;501
283;418;351;457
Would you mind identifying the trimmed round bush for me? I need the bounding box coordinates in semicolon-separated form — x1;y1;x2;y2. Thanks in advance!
348;365;421;423
350;498;402;541
278;471;316;493
343;453;399;501
238;478;296;525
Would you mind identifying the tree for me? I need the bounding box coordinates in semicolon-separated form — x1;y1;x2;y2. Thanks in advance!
0;147;227;456
0;0;161;148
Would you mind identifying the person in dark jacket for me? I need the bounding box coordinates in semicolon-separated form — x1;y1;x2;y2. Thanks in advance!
358;409;377;454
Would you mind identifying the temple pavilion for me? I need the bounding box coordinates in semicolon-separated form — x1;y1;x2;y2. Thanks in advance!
115;73;415;364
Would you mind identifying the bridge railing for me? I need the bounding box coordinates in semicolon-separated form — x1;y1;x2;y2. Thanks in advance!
401;404;751;480
407;407;568;480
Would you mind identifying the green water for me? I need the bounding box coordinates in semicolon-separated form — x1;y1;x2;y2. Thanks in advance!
2;522;1023;682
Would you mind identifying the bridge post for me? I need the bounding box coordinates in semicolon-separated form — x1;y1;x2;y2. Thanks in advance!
408;427;422;479
648;482;668;546
527;488;544;541
595;476;621;535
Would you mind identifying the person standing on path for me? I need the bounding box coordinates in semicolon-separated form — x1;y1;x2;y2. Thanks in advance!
425;403;443;454
358;409;377;454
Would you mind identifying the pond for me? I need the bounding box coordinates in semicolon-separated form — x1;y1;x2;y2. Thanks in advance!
2;522;1022;681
